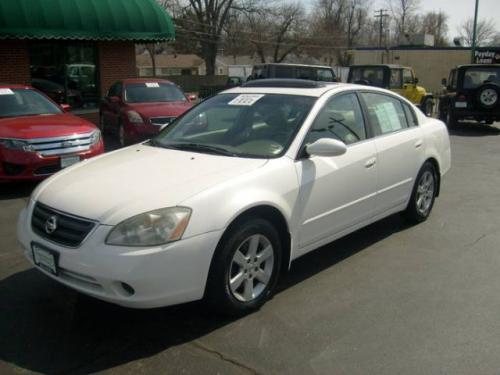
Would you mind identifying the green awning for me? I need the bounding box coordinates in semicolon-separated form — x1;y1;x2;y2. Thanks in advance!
0;0;175;42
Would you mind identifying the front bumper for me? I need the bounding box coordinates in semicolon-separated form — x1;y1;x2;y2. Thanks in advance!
17;202;222;308
0;141;104;182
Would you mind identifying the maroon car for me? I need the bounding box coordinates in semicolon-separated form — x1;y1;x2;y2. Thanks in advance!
99;79;194;146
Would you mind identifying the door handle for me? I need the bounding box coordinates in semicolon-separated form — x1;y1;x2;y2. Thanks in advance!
415;140;423;148
365;157;377;168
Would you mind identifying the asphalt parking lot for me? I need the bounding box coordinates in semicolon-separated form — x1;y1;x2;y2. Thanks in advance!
2;123;500;375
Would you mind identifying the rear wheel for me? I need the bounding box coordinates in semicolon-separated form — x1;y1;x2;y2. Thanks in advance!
403;162;438;223
205;217;282;315
118;122;126;147
446;109;457;129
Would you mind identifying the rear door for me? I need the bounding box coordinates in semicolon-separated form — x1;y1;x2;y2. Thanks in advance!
360;92;425;215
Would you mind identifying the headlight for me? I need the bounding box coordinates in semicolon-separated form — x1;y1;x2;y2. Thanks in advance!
0;138;34;152
106;207;192;246
89;129;101;145
126;110;144;125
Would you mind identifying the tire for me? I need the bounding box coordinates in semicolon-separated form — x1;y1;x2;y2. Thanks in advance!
99;113;106;133
403;162;438;223
205;217;282;315
476;83;500;109
446;109;457;129
118;122;126;148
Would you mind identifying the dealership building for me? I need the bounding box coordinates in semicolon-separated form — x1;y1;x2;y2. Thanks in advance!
0;0;174;123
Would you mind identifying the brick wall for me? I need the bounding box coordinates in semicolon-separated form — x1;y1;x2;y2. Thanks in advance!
98;41;137;95
0;40;30;85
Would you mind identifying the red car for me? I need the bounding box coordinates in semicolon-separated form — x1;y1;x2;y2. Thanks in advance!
99;79;194;147
0;85;104;182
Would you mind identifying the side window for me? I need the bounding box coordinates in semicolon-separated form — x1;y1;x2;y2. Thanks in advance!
296;67;314;80
306;93;366;145
317;68;335;82
402;69;414;84
402;102;418;127
361;93;409;135
390;69;402;89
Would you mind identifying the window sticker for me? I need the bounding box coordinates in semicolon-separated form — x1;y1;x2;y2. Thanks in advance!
0;88;14;95
374;102;402;133
145;82;160;88
228;94;265;106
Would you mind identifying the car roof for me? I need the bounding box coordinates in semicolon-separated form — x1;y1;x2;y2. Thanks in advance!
121;78;175;84
350;64;408;69
253;63;334;69
223;82;366;97
456;64;500;69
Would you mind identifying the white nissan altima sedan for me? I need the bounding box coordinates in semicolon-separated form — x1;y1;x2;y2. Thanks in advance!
17;79;451;314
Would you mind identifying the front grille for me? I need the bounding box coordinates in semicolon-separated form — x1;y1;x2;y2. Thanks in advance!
150;116;176;126
31;202;96;247
27;132;95;157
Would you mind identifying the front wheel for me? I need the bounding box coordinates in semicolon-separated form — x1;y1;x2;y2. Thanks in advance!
403;162;438;223
205;218;282;315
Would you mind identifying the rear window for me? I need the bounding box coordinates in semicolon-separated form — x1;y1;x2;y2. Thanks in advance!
124;82;187;103
274;65;295;78
463;67;500;89
349;67;385;87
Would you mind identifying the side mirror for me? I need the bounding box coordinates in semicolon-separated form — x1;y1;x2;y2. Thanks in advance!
109;96;120;103
60;103;71;112
441;78;447;86
414;77;419;84
306;138;347;157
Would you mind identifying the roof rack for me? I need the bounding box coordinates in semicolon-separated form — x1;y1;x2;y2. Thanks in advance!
242;79;327;89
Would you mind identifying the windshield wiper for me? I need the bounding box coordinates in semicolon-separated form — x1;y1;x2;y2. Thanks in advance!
167;143;238;157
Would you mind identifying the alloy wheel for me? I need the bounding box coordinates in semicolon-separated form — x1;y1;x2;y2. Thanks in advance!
479;88;498;107
415;170;435;216
228;234;274;302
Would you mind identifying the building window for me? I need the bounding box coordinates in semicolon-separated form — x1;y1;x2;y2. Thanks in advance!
29;41;99;110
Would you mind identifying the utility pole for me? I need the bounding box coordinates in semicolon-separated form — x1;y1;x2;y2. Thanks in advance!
374;9;389;62
471;0;480;63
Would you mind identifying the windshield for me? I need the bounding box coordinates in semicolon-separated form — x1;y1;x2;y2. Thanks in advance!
349;67;385;87
124;82;187;103
152;93;316;158
0;88;62;118
463;67;500;89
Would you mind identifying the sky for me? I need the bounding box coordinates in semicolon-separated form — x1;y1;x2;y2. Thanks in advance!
301;0;500;41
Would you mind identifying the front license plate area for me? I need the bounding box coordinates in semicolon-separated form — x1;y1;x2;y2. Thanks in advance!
60;155;80;169
32;243;59;275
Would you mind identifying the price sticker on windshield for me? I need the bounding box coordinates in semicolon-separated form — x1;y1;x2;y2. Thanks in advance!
145;82;160;88
0;88;14;95
228;94;265;106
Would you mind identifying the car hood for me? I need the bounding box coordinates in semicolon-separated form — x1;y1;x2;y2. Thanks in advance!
0;114;96;139
33;144;267;225
127;101;192;119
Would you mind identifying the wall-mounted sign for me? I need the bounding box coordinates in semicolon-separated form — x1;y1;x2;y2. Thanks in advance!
474;49;500;64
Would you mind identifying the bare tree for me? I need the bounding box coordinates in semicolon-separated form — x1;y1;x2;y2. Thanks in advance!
459;18;498;47
420;11;449;46
387;0;420;43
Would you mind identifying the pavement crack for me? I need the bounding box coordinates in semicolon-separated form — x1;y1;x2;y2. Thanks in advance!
466;233;487;248
191;341;259;374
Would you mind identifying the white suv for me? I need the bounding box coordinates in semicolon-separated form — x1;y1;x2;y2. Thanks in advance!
18;80;451;314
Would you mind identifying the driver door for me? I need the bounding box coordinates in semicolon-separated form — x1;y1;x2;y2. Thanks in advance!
295;93;378;255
